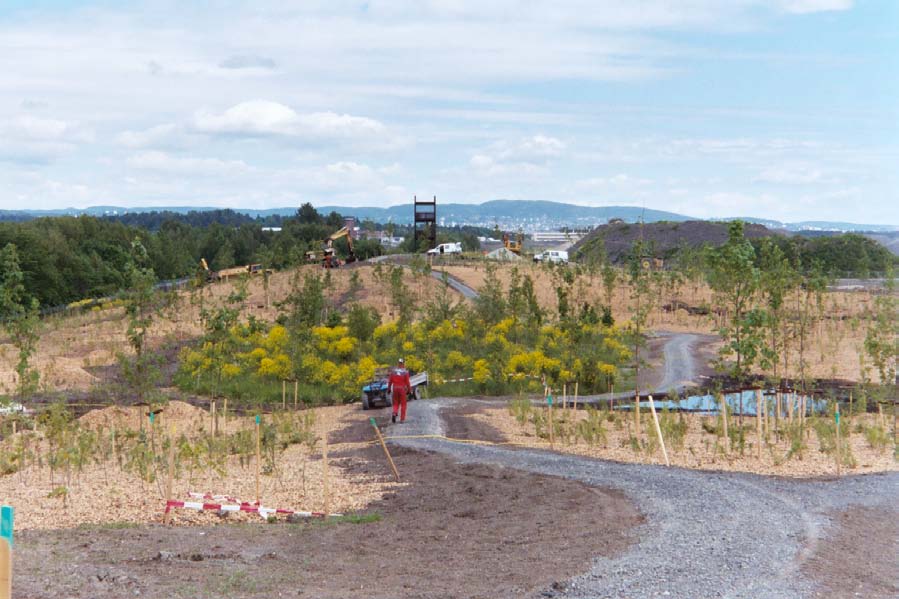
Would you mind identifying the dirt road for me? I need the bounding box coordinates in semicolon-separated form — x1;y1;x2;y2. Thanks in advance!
391;399;899;598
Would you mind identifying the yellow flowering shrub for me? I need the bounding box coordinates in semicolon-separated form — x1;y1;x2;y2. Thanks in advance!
473;359;491;384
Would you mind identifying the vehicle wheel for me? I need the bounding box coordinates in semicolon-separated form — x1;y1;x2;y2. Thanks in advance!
384;394;393;407
413;386;422;401
362;395;370;410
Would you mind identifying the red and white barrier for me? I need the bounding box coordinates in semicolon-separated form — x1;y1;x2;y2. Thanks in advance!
165;498;340;520
188;492;240;503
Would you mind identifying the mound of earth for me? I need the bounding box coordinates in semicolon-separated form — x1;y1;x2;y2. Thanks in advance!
572;220;775;263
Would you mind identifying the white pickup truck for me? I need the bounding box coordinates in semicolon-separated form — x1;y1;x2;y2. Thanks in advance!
427;242;462;256
533;250;569;264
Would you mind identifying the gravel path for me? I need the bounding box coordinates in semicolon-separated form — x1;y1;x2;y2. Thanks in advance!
389;399;898;599
430;269;479;299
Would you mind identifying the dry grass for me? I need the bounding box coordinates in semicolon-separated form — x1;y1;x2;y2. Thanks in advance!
0;402;397;530
0;264;450;394
480;404;897;477
442;263;892;383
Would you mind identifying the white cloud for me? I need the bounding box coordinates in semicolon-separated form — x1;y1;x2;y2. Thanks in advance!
116;124;182;148
468;134;566;177
577;173;653;188
776;0;854;14
754;164;839;184
126;151;251;176
192;100;386;139
0;115;93;163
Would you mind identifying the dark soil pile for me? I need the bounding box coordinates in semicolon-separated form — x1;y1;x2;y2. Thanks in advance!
802;505;898;598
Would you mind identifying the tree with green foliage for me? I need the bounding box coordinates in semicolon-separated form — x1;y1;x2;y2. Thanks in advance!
474;263;507;327
706;222;765;383
864;271;897;386
0;243;41;398
119;238;162;404
757;238;798;381
793;261;829;388
388;266;414;325
286;272;326;328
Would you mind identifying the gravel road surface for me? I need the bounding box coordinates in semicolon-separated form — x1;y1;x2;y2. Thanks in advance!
389;399;898;599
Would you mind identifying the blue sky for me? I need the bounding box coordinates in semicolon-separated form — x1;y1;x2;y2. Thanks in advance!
0;0;896;223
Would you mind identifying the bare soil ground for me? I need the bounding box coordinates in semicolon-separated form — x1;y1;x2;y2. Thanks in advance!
14;408;642;599
802;505;898;598
440;400;508;443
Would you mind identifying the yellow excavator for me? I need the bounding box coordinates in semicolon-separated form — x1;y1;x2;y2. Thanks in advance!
199;258;264;283
322;226;357;268
495;225;524;255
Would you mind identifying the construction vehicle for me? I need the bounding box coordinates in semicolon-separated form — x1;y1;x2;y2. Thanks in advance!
495;225;524;255
361;367;428;410
200;258;266;283
322;226;357;268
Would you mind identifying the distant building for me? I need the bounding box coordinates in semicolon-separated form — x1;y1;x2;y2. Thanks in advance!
532;231;582;243
261;227;282;232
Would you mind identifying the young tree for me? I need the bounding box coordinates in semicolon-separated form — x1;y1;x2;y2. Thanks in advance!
627;242;655;435
0;243;41;398
706;222;764;382
757;239;798;382
864;271;897;386
120;238;161;405
474;263;507;327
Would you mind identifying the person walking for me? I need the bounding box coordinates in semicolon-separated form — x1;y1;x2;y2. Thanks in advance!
389;358;412;424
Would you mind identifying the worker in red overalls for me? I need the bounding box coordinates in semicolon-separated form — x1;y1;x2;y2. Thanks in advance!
389;358;412;424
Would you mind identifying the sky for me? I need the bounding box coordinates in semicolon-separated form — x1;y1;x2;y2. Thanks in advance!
0;0;896;223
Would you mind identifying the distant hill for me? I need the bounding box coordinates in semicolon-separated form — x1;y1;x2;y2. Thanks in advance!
572;220;776;264
714;216;898;233
0;201;689;226
2;201;895;232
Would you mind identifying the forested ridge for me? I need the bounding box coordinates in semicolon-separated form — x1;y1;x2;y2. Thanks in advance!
0;204;489;309
0;205;373;307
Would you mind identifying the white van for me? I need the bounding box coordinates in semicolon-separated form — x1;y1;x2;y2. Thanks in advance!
533;250;569;264
427;242;462;255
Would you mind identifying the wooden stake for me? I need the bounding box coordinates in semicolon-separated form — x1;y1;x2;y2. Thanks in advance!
163;427;176;525
223;397;228;433
755;389;763;460
775;392;781;433
294;380;298;410
211;400;217;436
788;392;794;423
719;393;729;453
322;429;330;515
255;415;261;505
573;381;579;412
562;383;567;411
548;392;554;449
282;380;286;410
878;403;884;428
635;391;641;436
647;395;669;467
834;403;842;476
369;418;400;482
